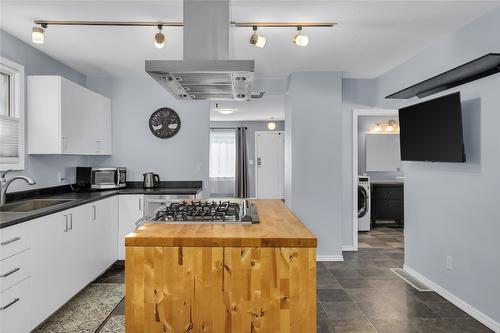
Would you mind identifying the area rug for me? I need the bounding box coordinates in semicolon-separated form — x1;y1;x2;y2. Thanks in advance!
100;315;125;333
33;283;124;333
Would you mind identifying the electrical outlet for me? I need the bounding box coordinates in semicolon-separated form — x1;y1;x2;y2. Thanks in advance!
446;256;453;270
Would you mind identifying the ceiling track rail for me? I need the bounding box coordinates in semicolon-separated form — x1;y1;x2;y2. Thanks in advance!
231;22;336;28
33;20;183;27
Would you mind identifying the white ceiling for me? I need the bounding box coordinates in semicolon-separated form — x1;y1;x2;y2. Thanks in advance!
209;94;285;121
1;0;498;79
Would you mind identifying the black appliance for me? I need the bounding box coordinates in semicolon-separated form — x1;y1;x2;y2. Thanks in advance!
399;92;466;162
76;167;127;190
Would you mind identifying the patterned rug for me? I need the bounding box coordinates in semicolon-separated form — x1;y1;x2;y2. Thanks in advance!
33;283;124;333
100;315;125;333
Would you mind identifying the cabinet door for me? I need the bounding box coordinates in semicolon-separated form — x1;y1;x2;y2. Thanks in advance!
92;96;112;155
118;195;144;260
90;196;118;274
31;213;72;327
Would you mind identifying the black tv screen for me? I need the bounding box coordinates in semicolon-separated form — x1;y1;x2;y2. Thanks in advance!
398;92;466;162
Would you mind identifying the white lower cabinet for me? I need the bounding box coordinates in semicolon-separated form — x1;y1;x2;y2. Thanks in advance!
30;198;118;330
0;277;32;333
118;195;144;260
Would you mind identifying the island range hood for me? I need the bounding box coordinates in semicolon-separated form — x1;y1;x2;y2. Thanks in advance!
145;0;255;101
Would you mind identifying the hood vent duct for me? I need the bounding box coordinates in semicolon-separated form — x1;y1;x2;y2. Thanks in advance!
145;0;255;101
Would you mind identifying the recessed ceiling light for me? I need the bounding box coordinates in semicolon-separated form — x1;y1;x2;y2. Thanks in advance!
219;109;234;114
250;26;266;48
32;26;45;44
293;26;309;47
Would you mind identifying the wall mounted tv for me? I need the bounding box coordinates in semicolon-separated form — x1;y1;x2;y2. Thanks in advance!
398;92;466;162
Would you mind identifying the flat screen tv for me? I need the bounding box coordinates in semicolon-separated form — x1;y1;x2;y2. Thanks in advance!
398;92;466;162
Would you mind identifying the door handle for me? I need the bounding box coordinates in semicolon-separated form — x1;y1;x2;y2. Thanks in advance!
92;205;97;221
68;213;73;230
0;267;20;278
64;215;69;232
257;157;262;166
0;297;20;310
139;198;142;211
1;237;20;246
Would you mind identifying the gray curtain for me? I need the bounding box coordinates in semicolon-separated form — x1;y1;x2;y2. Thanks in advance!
235;127;248;198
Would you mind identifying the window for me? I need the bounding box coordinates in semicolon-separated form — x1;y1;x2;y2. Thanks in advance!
0;57;24;170
209;129;236;197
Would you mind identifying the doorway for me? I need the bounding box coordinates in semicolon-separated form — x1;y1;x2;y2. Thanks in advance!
255;131;284;199
209;128;237;197
352;109;403;250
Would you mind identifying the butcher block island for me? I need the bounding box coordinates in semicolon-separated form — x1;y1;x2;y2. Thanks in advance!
125;199;317;333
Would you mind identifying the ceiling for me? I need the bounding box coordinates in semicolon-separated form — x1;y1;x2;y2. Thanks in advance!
209;95;285;121
1;1;498;80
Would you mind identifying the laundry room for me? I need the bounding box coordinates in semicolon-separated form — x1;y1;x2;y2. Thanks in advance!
354;112;405;249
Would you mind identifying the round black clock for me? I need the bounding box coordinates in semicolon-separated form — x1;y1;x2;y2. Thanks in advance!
148;107;181;139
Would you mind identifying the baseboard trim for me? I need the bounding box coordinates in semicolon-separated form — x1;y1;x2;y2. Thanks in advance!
317;255;344;262
404;265;500;332
342;245;356;252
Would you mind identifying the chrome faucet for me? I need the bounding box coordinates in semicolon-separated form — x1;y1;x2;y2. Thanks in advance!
0;169;36;206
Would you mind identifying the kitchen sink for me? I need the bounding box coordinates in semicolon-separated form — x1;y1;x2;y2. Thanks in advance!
0;199;76;212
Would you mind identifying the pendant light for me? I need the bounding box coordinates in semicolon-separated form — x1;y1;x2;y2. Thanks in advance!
154;25;165;49
293;26;309;47
250;26;266;48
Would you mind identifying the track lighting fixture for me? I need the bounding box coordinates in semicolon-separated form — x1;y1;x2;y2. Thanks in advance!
154;25;165;48
250;26;266;48
293;26;309;47
32;24;46;44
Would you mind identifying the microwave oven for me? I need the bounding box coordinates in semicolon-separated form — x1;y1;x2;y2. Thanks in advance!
76;167;127;190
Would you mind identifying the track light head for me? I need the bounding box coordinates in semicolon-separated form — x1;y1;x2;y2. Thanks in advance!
250;26;266;48
32;26;45;44
293;26;309;47
154;25;165;48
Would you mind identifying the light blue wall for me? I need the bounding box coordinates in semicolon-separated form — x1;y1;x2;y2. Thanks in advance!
210;120;285;198
87;76;210;195
0;29;90;192
345;6;500;328
285;72;343;258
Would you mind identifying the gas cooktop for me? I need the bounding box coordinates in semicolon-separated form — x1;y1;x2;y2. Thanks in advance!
136;200;259;227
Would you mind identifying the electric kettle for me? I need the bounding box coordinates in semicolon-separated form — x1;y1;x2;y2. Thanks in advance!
143;172;160;188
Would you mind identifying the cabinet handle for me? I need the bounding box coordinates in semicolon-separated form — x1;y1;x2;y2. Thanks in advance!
64;215;69;232
1;237;20;246
139;198;142;211
69;213;73;230
0;298;20;310
0;267;20;278
93;206;97;221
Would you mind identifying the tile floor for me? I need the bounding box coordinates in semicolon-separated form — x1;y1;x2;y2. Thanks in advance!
92;226;492;333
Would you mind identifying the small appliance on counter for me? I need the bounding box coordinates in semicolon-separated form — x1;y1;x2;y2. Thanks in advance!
143;172;160;188
76;167;127;190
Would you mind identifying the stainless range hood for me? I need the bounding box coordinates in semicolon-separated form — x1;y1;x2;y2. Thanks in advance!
145;0;255;101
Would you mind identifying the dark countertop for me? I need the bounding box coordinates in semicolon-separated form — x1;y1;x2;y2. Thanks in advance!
0;186;202;229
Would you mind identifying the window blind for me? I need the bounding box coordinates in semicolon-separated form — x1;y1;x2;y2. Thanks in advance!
0;115;20;160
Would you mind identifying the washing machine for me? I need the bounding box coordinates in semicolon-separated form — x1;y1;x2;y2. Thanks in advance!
358;175;371;232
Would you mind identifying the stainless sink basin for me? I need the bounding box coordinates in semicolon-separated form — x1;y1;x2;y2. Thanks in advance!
0;199;75;212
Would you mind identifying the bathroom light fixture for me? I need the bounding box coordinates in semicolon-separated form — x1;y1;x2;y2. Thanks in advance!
385;125;394;133
250;26;266;48
293;27;309;47
385;120;398;133
32;25;46;44
154;25;165;48
373;124;382;132
218;109;234;114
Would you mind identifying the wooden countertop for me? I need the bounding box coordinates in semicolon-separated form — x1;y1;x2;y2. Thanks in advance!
125;199;317;248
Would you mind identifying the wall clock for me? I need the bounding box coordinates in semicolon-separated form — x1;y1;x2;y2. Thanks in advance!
149;107;181;139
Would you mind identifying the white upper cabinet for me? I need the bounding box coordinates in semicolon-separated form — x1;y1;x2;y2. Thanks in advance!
27;75;112;155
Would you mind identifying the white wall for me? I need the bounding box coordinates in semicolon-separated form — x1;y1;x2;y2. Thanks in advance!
352;7;500;329
285;72;343;258
0;30;90;192
87;76;210;195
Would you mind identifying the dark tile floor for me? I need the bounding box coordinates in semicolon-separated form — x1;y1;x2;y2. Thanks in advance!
94;227;492;333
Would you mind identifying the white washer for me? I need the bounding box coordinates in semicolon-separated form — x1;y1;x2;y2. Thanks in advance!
358;175;371;232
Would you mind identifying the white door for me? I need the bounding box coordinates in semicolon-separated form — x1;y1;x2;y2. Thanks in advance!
118;195;144;260
256;132;285;199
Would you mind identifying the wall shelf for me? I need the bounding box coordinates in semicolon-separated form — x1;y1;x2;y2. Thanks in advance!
386;53;500;99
